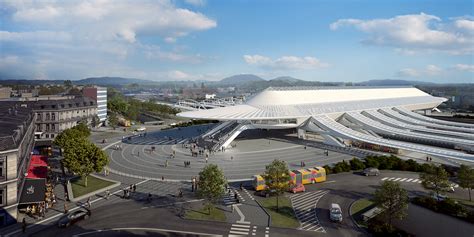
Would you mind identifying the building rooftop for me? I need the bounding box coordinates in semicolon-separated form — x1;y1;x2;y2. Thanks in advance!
27;96;96;110
0;101;34;151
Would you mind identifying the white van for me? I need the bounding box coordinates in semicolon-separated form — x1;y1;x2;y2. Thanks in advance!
329;203;343;222
135;127;146;132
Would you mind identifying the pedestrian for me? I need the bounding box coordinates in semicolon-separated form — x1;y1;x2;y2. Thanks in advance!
426;156;429;161
231;156;233;161
231;204;234;213
22;217;26;233
64;203;68;214
184;161;187;167
165;160;168;167
205;157;208;163
133;184;137;193
148;193;152;202
105;190;110;200
130;184;133;193
123;189;127;198
304;146;306;149
192;177;196;192
430;157;432;161
45;201;49;212
234;193;238;200
240;182;243;191
162;176;164;181
138;151;140;157
87;197;91;209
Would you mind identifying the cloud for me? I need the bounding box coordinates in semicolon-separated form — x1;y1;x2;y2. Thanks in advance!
168;70;191;79
454;64;474;72
396;65;444;77
330;13;474;54
0;0;216;80
243;55;329;70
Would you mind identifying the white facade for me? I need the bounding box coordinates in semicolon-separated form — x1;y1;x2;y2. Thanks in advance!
97;87;107;122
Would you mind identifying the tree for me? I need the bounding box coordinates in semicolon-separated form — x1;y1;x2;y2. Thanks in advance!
420;164;451;199
64;80;73;88
74;122;91;138
197;164;227;214
458;165;474;201
53;124;90;154
91;115;101;128
373;181;409;232
108;113;118;129
263;159;290;212
62;138;108;187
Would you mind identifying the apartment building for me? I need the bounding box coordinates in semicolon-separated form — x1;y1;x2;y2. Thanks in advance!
83;86;107;126
0;102;36;226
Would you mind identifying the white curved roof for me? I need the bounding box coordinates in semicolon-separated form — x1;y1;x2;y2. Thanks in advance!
178;87;447;120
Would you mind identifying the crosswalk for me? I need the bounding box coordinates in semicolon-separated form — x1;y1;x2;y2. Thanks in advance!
223;190;238;206
290;190;329;233
125;138;188;146
381;177;460;188
228;223;258;236
381;177;422;183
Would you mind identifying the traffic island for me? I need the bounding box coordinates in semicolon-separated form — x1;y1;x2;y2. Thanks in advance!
184;204;227;222
258;196;299;228
350;198;375;228
68;174;120;202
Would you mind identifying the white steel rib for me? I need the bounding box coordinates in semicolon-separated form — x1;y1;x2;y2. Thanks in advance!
395;107;474;129
363;110;474;140
310;115;474;162
344;111;474;147
380;108;474;134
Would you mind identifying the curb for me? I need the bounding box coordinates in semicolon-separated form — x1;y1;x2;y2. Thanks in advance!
348;199;371;236
254;199;271;227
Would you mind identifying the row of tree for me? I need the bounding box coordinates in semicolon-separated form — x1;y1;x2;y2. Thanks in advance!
54;123;108;186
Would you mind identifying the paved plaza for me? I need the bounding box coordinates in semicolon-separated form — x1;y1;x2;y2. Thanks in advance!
106;125;369;181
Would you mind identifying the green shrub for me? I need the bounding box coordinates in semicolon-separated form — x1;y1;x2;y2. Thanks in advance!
365;156;380;168
439;199;467;217
350;158;366;170
323;165;332;175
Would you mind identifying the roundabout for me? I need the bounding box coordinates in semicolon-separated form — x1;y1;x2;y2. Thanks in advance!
105;125;363;181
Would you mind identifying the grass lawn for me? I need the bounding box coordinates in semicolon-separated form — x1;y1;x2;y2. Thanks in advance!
351;198;375;227
184;205;226;222
258;196;300;229
71;175;116;198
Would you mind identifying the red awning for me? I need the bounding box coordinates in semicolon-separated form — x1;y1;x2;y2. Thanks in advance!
26;166;48;179
30;155;48;167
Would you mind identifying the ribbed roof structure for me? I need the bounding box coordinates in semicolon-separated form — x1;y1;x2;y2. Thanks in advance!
178;87;447;120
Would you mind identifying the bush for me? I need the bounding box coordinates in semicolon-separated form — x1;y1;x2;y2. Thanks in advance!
412;196;473;223
333;160;351;173
323;165;332;175
365;156;380;168
350;158;366;170
367;216;412;237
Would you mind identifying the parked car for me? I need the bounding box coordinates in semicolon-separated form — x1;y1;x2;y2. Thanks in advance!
255;189;277;198
58;209;91;228
329;203;343;222
432;193;448;201
290;184;305;194
362;168;380;176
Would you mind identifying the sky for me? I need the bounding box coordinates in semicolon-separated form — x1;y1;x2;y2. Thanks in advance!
0;0;473;83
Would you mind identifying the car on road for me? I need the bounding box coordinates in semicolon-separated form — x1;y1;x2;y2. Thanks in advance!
362;168;380;176
58;209;91;228
432;193;448;201
329;203;343;222
290;184;305;193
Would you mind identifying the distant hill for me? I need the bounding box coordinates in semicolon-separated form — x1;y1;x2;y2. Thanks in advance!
270;76;304;83
76;77;156;86
356;79;436;86
219;74;265;85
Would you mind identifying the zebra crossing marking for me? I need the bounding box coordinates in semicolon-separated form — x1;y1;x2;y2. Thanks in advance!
290;190;328;233
228;223;257;236
381;177;422;183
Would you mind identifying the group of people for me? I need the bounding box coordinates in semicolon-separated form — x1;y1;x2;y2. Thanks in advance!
426;156;433;162
184;160;191;167
300;161;307;167
123;184;137;199
113;144;123;150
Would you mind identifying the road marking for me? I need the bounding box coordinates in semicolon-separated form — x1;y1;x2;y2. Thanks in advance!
399;178;407;182
231;224;250;228
393;178;402;181
290;190;328;233
388;177;396;181
411;179;419;183
381;177;388;180
406;178;413;182
4;179;152;237
72;227;222;237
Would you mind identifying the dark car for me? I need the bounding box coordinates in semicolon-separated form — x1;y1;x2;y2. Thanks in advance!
58;209;91;228
255;189;277;198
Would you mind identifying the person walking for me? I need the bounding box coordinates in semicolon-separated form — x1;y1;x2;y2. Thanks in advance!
87;197;91;209
231;204;234;213
133;184;137;193
64;203;68;214
205;157;208;163
22;217;26;233
165;160;168;167
231;156;233;161
105;190;110;200
192;177;196;192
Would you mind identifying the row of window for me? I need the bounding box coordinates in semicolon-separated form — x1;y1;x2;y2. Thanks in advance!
37;109;95;121
37;124;56;132
39;101;94;110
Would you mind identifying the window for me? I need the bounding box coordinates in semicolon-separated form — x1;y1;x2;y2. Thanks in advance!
51;134;54;138
51;113;55;121
0;189;4;206
46;113;50;121
46;124;50;131
51;124;55;131
36;113;41;121
45;134;49;138
0;159;4;178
